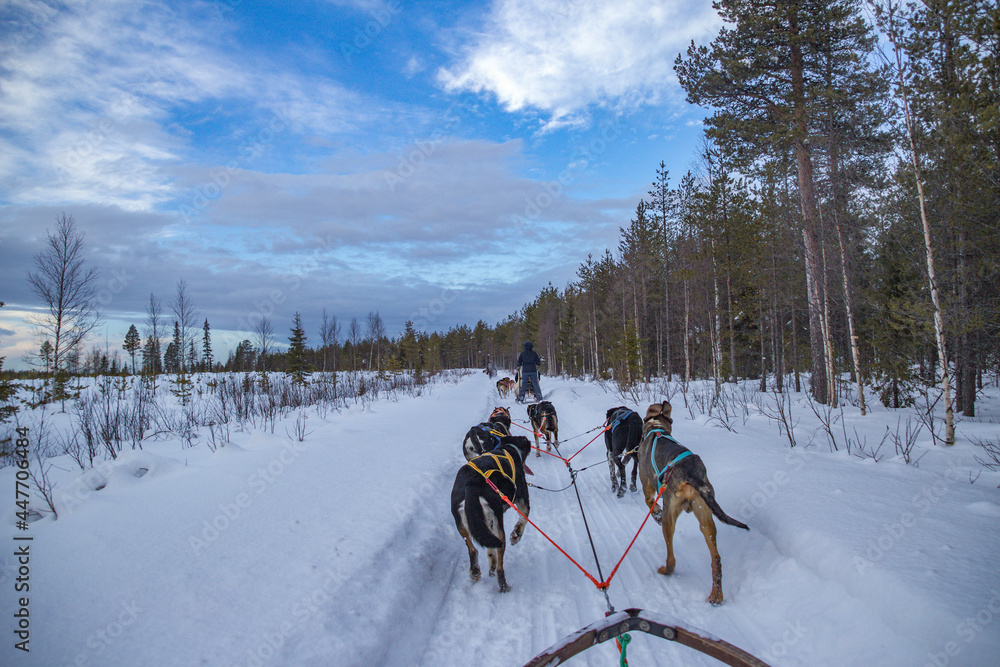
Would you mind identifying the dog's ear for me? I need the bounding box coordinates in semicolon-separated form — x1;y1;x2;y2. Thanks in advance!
645;402;674;427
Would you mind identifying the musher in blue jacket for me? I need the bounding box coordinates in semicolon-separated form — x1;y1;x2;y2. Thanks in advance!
516;341;542;402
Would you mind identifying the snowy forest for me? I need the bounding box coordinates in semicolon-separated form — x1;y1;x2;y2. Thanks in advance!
3;0;999;434
1;3;1000;665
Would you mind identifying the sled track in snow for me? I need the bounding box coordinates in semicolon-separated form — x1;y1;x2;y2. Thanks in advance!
391;383;777;665
283;380;780;666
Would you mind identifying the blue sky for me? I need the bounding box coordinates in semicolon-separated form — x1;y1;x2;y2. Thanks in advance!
0;0;720;369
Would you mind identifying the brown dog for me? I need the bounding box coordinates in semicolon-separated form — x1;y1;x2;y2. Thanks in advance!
496;377;516;398
637;401;748;605
526;401;558;457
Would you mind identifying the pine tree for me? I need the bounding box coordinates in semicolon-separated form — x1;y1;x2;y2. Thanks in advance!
39;340;53;376
675;0;885;404
287;312;308;384
123;324;141;374
202;319;213;372
142;335;162;375
233;339;255;372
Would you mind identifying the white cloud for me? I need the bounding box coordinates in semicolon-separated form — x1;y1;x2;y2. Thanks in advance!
438;0;720;126
0;0;368;211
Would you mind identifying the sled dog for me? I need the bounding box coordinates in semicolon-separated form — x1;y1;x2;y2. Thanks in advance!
450;436;532;593
526;401;559;457
604;406;642;497
638;401;749;605
462;407;512;461
496;377;516;398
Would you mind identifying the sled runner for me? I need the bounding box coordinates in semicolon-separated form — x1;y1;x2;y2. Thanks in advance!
524;608;770;667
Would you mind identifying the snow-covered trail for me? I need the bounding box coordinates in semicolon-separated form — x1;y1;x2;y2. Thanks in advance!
320;375;1000;667
3;371;999;666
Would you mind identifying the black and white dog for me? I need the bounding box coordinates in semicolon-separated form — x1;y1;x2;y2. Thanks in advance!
462;407;512;461
451;436;532;593
605;406;642;497
526;401;558;457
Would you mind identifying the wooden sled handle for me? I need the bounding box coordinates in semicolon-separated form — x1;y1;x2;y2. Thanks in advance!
523;608;771;667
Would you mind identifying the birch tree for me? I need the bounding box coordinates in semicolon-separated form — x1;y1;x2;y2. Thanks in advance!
27;214;101;400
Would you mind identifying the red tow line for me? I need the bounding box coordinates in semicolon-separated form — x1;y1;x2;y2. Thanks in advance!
473;461;675;592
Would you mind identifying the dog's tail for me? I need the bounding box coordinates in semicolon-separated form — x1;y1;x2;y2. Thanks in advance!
464;487;505;549
697;485;749;530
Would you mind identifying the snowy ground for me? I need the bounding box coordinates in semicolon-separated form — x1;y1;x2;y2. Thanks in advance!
2;371;1000;666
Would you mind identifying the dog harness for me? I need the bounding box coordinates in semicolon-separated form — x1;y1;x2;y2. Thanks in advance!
608;409;635;433
466;448;518;486
473;424;506;450
646;428;692;486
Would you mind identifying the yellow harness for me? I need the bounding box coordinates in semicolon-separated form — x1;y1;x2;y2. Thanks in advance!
467;448;518;486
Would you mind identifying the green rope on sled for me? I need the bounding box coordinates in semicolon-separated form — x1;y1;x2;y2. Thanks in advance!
617;632;631;667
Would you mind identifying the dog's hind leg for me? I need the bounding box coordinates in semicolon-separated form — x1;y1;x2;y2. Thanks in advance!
612;455;627;498
690;492;724;605
495;544;510;593
456;513;481;582
607;456;619;494
487;548;497;578
628;455;638;493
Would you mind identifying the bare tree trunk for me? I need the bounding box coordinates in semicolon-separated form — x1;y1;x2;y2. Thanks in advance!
789;4;829;404
834;210;866;414
885;2;955;444
683;279;691;388
821;242;836;403
791;301;801;393
711;238;723;393
727;272;737;383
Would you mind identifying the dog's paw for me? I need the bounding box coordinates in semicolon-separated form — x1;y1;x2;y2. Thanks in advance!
616;486;626;499
657;564;675;576
629;482;637;492
706;591;724;606
470;566;481;582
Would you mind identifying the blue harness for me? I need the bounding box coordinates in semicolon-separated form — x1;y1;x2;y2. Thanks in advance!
647;428;692;486
476;424;504;450
608;409;635;433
